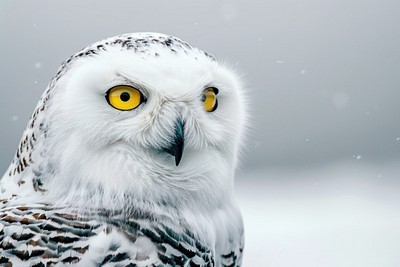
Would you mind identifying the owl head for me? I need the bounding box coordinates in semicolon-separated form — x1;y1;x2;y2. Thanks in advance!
2;33;247;210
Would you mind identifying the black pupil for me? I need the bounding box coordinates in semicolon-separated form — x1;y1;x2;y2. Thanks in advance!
120;92;131;102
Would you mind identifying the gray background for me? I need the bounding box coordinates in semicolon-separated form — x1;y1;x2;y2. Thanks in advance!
1;1;400;266
1;0;400;172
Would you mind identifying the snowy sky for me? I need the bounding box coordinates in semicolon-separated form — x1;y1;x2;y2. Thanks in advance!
1;0;400;172
1;2;400;266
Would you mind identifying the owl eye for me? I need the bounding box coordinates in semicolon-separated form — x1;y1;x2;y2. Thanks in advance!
106;85;144;111
202;87;219;112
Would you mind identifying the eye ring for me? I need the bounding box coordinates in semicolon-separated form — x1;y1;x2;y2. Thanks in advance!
202;87;219;112
106;85;145;111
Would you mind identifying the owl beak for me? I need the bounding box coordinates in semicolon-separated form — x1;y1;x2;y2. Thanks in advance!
164;119;185;166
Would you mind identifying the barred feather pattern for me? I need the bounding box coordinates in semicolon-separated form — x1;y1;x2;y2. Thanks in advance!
0;202;236;266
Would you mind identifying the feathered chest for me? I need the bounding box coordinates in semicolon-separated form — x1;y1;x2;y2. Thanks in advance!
0;204;218;266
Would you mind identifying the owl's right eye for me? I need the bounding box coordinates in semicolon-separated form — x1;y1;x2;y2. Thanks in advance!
106;85;145;111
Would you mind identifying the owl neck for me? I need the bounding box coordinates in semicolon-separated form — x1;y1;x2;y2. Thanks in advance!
2;133;236;215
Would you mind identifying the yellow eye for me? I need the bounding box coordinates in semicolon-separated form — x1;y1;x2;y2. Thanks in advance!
106;85;144;111
202;88;218;112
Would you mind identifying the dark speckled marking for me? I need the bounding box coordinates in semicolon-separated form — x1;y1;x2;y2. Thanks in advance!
0;204;223;266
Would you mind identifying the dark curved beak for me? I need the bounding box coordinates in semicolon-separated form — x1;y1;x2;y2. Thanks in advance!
164;119;185;166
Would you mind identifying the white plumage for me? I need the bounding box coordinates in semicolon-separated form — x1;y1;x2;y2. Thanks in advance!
0;33;246;266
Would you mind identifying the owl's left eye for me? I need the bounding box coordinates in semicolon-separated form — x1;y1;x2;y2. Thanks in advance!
202;87;219;112
106;85;145;111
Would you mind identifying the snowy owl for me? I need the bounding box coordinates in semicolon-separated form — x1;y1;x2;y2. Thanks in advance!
0;33;246;266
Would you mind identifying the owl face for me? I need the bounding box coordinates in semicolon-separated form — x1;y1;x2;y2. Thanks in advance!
28;34;246;206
